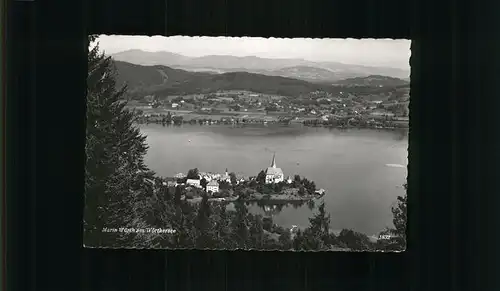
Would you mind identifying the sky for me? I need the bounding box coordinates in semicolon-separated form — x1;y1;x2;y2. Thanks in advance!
97;35;411;70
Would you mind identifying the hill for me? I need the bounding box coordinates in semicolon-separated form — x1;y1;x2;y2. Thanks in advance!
112;50;410;80
332;75;410;87
114;61;212;95
112;49;189;66
113;60;407;99
266;66;346;83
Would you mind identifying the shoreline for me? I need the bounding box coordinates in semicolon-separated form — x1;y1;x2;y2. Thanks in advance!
131;109;409;130
185;193;324;204
136;121;409;130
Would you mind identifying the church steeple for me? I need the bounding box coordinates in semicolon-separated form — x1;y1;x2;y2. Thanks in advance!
271;153;277;168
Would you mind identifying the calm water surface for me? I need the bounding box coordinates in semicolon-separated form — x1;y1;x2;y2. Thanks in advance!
140;124;408;235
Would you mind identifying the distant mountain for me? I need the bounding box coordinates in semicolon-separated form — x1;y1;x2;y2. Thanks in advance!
114;61;212;95
264;66;347;83
112;49;189;66
111;50;410;81
113;60;407;99
332;75;410;87
179;55;312;71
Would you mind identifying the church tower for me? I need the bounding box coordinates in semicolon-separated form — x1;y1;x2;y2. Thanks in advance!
271;153;277;168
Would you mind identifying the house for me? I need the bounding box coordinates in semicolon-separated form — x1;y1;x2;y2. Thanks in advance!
186;179;201;188
265;154;284;184
286;176;293;184
174;173;186;179
206;180;219;193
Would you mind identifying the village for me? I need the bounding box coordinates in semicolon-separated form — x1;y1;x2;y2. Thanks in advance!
159;154;326;204
126;88;410;129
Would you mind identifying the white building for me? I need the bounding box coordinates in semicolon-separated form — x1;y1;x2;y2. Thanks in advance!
265;154;284;184
186;179;201;188
206;180;219;193
174;173;186;179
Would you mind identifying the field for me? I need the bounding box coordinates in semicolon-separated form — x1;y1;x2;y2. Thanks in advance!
124;105;281;122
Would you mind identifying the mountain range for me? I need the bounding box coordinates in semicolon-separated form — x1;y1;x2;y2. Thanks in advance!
113;60;410;99
111;49;410;83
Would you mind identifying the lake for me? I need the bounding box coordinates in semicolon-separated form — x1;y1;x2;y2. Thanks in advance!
140;123;408;236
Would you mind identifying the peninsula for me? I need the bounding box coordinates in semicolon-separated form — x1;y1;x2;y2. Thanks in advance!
161;154;326;204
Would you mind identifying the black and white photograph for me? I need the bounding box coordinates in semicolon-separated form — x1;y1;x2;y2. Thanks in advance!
84;35;410;251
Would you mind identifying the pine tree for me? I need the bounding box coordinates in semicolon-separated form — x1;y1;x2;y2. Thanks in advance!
308;202;330;235
278;231;293;250
172;206;195;248
248;215;265;248
174;185;182;206
386;183;407;250
83;35;153;247
232;198;249;248
292;201;331;250
213;204;233;249
195;194;215;248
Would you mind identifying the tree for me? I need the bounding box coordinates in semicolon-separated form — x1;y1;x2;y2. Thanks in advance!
158;183;172;201
213;204;233;249
277;182;284;193
232;198;249;248
257;170;266;184
229;172;238;186
248;215;265;248
195;194;215;248
392;184;408;238
278;231;293;250
187;168;200;179
374;183;407;251
308;202;330;236
219;180;231;190
306;181;316;194
84;35;153;247
174;186;183;206
292;175;301;187
291;202;332;251
200;178;208;189
262;217;273;232
337;229;372;251
385;183;407;250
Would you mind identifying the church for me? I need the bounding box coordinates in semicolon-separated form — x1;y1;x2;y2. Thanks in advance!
265;154;284;184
